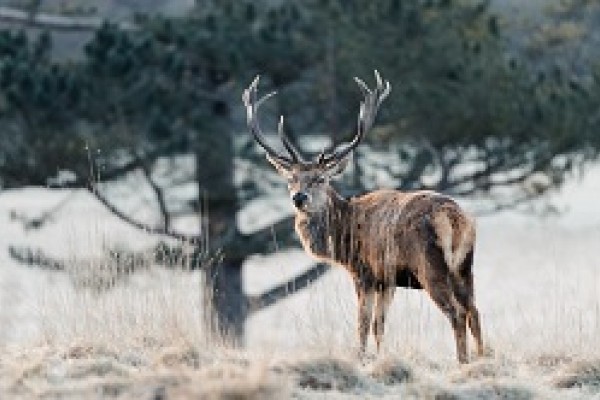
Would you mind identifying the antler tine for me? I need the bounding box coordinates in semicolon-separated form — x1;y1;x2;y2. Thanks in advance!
319;70;391;165
375;69;391;108
242;76;293;166
278;116;305;163
375;69;382;86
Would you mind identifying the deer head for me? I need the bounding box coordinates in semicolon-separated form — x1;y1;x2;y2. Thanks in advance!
242;71;391;213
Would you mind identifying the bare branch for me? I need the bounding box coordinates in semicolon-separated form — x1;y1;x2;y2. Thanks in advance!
207;216;298;260
139;160;171;232
247;262;330;313
89;186;200;243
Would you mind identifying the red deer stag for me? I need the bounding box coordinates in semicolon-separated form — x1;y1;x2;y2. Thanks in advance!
242;71;483;363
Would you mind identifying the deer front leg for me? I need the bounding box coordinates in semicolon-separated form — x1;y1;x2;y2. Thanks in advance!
373;284;395;352
355;284;375;356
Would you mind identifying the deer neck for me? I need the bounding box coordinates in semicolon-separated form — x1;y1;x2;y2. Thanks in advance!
294;187;353;264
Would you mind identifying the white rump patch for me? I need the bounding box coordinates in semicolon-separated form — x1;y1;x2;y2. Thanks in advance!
433;213;475;273
453;216;476;273
433;213;455;270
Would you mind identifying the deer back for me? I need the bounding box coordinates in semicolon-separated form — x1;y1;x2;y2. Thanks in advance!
295;189;476;286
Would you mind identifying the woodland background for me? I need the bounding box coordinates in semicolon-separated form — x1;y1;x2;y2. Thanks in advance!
1;1;600;398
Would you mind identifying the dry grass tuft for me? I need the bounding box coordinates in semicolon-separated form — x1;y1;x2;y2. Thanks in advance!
550;359;600;390
166;364;285;400
155;345;207;369
527;353;573;370
369;357;412;385
450;359;516;384
284;356;370;392
437;383;534;400
1;344;287;399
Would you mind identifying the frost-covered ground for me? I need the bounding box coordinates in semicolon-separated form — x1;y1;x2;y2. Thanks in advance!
1;165;600;398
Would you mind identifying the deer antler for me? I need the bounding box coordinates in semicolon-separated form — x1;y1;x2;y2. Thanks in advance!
242;76;304;165
278;116;305;163
319;70;391;166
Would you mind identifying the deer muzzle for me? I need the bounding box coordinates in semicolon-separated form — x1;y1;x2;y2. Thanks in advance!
292;192;309;210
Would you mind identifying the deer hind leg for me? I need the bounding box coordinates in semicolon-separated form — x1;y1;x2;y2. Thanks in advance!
355;284;376;356
467;303;483;357
452;250;484;357
423;246;469;363
373;284;395;352
427;279;468;363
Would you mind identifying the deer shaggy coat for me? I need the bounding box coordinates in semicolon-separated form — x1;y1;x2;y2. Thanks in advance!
294;187;483;363
243;71;484;363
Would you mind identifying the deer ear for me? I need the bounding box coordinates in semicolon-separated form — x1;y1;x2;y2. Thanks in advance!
266;154;292;177
326;156;350;178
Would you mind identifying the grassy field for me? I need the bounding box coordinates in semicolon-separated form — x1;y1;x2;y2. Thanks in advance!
1;257;600;399
1;169;600;398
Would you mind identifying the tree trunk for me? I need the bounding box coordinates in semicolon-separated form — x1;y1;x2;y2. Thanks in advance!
203;257;247;344
194;95;250;343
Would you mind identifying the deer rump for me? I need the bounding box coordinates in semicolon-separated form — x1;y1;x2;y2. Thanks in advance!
364;192;476;292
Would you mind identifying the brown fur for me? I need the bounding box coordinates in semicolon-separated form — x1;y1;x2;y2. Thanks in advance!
244;71;482;363
292;185;483;363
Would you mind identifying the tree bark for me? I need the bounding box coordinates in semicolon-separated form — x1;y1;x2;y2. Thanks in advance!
202;257;247;343
193;95;250;342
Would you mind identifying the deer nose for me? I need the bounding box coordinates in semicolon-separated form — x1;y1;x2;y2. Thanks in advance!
292;192;308;209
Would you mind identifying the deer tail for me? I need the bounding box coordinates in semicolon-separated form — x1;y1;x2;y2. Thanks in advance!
432;210;476;275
